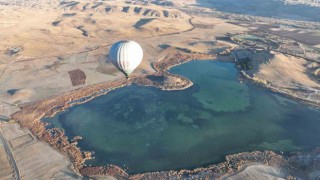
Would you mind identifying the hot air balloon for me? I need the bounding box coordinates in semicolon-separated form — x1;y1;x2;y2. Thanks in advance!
109;40;143;78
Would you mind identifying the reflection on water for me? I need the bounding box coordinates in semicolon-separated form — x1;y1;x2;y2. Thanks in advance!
44;61;320;174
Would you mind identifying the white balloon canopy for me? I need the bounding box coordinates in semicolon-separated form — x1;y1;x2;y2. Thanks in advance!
109;40;143;78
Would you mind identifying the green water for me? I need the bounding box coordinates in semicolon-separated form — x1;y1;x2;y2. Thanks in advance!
44;61;320;174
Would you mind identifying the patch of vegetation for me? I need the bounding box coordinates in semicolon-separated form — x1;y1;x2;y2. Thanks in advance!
0;115;10;122
7;89;19;95
237;59;252;70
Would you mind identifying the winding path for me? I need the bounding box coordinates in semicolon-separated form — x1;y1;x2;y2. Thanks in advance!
0;127;21;180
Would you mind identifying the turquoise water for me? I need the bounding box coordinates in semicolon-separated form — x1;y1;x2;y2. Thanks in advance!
44;61;320;174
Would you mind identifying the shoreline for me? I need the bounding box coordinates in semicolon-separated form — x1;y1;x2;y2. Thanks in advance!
179;2;320;29
240;70;320;108
10;49;320;179
10;50;215;176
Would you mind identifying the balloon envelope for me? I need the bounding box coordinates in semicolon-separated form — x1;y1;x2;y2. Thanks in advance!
109;40;143;77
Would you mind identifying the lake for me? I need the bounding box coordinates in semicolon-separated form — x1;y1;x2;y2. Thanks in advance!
43;60;320;174
196;0;320;22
